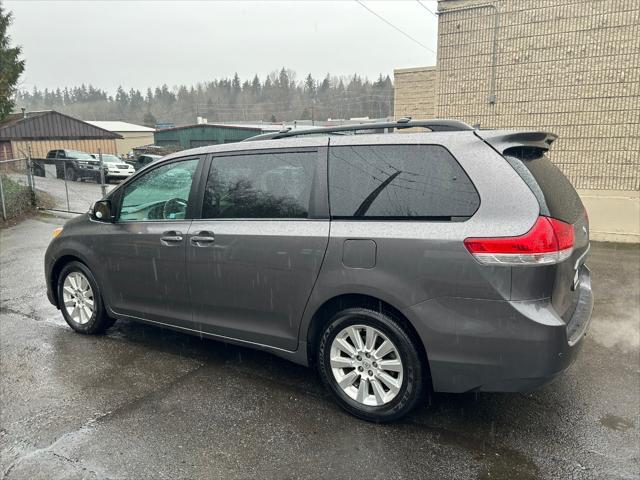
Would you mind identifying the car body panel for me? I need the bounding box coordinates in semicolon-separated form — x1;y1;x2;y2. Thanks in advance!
187;219;330;350
96;219;195;328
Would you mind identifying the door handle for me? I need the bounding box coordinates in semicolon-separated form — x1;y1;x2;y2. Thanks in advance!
190;231;215;246
160;231;183;245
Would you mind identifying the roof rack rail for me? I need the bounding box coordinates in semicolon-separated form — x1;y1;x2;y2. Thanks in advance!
242;118;474;142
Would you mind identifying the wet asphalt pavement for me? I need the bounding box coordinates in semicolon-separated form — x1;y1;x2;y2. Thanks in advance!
1;216;638;480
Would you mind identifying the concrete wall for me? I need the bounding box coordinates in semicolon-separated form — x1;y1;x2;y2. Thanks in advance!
578;189;639;243
115;132;155;155
394;0;639;242
394;67;438;120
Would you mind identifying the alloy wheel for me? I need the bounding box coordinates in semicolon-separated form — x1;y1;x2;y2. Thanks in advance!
329;324;404;406
62;272;95;325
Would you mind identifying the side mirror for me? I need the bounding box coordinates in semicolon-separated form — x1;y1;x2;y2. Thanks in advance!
92;200;113;222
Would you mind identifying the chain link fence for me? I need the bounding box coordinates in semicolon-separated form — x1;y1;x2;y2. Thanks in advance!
0;155;113;222
0;158;34;221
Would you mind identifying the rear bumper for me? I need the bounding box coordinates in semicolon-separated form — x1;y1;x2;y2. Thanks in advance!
404;266;594;393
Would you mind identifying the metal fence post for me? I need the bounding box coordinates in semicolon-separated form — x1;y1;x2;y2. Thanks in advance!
98;148;107;198
0;174;7;221
26;144;36;206
63;159;71;212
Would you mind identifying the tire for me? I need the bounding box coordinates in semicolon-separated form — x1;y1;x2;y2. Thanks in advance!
57;261;116;335
65;166;77;181
317;307;425;422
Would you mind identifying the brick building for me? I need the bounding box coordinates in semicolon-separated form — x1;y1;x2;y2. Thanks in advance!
394;0;639;242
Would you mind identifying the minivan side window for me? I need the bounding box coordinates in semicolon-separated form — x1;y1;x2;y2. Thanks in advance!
202;151;315;219
329;145;479;220
118;158;199;222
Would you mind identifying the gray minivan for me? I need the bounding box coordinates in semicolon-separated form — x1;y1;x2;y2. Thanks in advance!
44;119;593;422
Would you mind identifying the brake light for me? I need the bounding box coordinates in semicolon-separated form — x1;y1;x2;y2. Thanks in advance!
464;216;574;265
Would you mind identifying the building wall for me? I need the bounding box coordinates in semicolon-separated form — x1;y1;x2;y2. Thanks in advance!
394;0;639;241
11;138;118;159
436;0;639;192
115;132;155;155
0;141;13;162
394;67;438;120
155;126;262;150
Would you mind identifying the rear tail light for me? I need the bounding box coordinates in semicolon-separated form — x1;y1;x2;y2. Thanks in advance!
464;216;574;266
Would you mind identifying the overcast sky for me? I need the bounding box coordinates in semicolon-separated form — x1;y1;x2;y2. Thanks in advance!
6;0;438;94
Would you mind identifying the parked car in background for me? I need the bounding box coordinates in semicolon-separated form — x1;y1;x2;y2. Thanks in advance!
126;154;162;171
44;119;593;422
90;153;135;182
48;149;101;182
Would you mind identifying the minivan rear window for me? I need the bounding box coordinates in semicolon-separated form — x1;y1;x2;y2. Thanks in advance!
328;145;479;220
504;148;584;224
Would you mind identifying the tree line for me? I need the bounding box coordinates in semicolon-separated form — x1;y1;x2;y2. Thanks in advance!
15;69;394;126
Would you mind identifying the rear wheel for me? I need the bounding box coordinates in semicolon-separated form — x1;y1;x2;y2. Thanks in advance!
317;308;425;422
57;261;115;334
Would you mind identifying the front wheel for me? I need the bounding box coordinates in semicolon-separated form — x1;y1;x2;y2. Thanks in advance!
57;261;116;334
317;308;425;422
65;166;77;181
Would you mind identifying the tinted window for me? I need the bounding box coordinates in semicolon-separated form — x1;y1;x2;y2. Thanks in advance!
505;149;584;224
118;158;199;221
329;145;479;220
202;151;315;219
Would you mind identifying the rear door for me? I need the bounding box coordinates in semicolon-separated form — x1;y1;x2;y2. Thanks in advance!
186;146;330;351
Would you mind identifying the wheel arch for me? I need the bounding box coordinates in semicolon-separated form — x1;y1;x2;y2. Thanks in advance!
305;293;430;383
50;254;90;307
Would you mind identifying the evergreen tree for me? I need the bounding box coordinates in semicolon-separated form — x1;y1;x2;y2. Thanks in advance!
14;68;395;125
0;3;25;120
303;73;316;99
251;74;261;98
142;111;156;127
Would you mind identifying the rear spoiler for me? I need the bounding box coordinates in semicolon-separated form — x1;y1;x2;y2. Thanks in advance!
475;130;558;154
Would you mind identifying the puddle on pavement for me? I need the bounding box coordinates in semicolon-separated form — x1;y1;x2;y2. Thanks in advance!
599;414;634;432
404;420;541;480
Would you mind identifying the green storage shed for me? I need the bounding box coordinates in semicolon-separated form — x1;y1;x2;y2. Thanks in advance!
154;123;279;150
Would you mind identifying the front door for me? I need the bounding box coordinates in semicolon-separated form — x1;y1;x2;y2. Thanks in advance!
99;156;202;329
187;148;329;351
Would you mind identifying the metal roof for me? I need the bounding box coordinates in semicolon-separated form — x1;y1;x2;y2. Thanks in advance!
0;110;122;140
85;121;155;133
